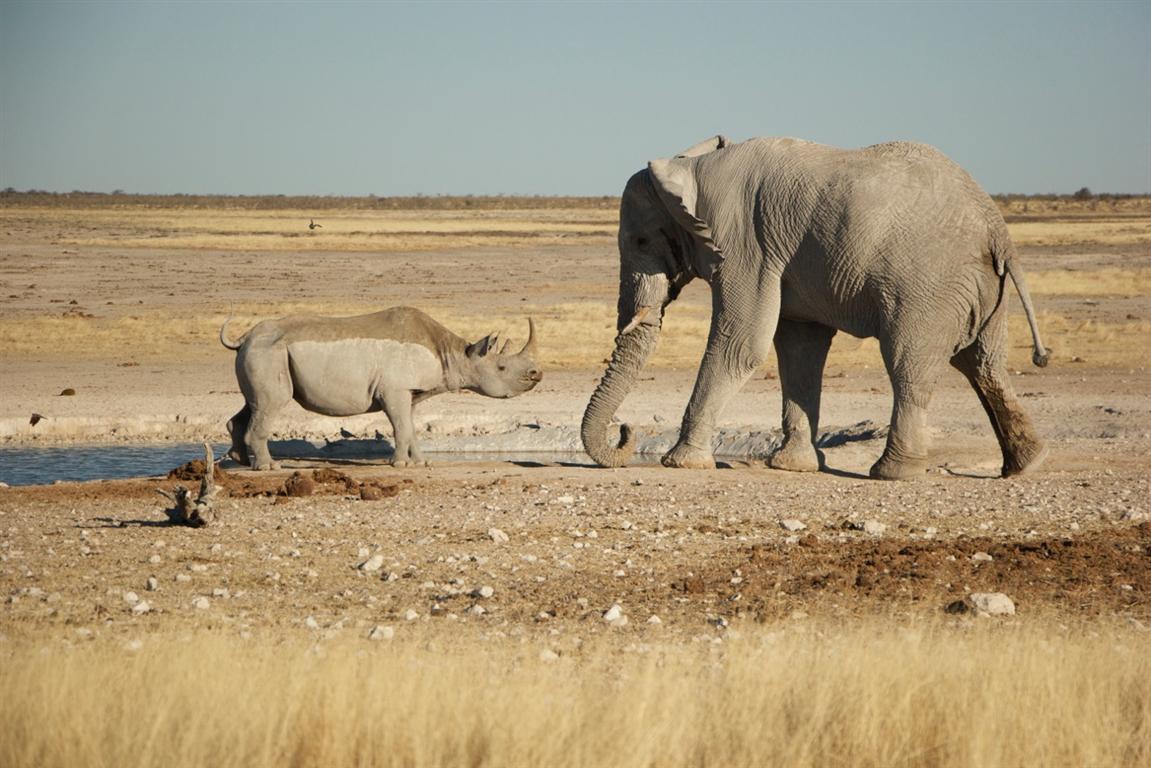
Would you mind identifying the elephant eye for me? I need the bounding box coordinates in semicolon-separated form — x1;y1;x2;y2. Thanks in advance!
498;364;506;371
635;236;648;247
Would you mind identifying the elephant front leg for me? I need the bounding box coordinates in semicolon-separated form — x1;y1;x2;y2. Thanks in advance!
769;320;836;472
663;280;781;469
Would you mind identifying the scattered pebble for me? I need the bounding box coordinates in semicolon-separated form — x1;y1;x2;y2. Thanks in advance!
780;519;807;532
358;554;385;572
863;520;887;536
304;616;320;629
539;649;560;662
145;577;158;592
368;625;394;641
122;591;140;606
404;609;420;621
488;528;510;544
131;600;152;615
952;592;1016;617
191;597;210;610
475;585;495;599
971;552;994;562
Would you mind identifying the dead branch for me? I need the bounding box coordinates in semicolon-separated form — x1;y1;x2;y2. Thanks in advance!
160;443;218;527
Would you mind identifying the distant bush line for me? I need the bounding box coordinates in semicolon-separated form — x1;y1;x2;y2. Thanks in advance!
1;189;1146;211
0;190;619;210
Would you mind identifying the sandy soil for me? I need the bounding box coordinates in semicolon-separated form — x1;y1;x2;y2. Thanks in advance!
1;203;1149;641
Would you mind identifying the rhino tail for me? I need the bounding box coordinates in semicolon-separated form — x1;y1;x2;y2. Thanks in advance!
219;315;245;350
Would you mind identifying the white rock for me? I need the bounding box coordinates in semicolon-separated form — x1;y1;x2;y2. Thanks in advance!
556;495;575;505
304;616;320;629
647;615;662;625
122;591;140;606
967;592;1015;616
404;609;420;621
191;596;210;610
539;649;560;662
359;554;385;572
189;563;208;573
603;604;624;623
476;585;495;599
971;552;994;562
212;588;230;598
368;625;394;641
863;520;887;536
175;573;192;583
468;604;486;616
145;577;158;592
780;519;807;532
488;528;509;544
148;554;162;564
131;600;152;615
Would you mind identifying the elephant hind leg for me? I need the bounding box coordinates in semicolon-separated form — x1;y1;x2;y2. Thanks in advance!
950;316;1047;477
769;320;836;472
226;405;251;465
870;333;946;481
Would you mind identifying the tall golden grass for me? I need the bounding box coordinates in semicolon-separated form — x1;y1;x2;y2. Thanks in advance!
2;620;1148;768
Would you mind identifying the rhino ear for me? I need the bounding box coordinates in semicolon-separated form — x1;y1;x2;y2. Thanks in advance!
648;157;723;278
466;332;499;358
675;134;728;159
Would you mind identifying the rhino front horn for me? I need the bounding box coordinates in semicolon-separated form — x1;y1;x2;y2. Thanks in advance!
520;317;538;356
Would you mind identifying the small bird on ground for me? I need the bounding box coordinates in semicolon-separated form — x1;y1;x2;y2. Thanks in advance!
309;219;322;230
30;413;44;426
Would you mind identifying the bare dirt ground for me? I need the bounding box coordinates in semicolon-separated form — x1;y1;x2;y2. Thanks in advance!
1;199;1150;640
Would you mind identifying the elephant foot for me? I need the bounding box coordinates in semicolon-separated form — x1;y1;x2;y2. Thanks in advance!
391;459;411;468
1002;441;1049;478
252;461;280;472
869;454;927;481
661;443;716;470
768;442;822;473
227;448;248;465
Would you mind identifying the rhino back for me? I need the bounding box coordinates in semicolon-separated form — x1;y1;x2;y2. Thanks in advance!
270;307;461;351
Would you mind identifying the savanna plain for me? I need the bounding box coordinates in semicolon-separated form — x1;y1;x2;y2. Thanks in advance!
1;193;1150;766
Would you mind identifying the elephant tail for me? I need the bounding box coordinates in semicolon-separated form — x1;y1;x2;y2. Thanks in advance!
1004;259;1050;368
219;314;245;350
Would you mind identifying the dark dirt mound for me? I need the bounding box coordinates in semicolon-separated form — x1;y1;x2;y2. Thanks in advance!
687;524;1151;619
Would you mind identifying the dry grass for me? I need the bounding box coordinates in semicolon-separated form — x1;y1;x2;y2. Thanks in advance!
2;620;1148;768
1;303;1146;369
1028;267;1151;297
0;208;617;252
1007;219;1151;248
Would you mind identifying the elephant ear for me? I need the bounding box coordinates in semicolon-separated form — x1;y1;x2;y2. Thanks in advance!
648;156;724;278
675;134;728;159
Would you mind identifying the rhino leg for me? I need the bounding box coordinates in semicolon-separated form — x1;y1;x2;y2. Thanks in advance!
226;406;251;465
380;389;423;467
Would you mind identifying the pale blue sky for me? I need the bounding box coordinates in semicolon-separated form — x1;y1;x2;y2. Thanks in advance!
1;1;1148;195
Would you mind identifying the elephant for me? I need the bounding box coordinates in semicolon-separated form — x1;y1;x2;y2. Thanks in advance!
581;135;1050;480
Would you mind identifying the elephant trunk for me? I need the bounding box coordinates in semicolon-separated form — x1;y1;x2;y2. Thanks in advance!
581;322;661;467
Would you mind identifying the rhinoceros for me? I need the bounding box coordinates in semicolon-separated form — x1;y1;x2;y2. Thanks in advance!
219;306;542;470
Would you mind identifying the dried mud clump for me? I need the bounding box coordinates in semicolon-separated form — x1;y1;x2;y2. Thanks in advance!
167;459;229;484
279;472;315;498
359;481;400;501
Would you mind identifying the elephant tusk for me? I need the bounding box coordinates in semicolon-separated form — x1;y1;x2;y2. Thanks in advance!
619;306;652;336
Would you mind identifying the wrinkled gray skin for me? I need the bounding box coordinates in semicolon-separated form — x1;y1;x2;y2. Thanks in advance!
221;307;542;470
582;136;1049;480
